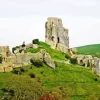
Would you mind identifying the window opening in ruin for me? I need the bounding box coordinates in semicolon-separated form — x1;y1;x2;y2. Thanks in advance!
51;36;54;41
57;37;60;43
6;52;9;57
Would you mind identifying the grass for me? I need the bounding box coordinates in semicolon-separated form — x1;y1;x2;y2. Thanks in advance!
1;42;100;99
0;72;12;96
1;63;100;99
25;41;67;61
77;44;100;57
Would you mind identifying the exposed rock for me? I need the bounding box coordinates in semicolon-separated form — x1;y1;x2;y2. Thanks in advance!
0;62;13;72
71;47;78;53
0;66;4;72
14;49;20;54
74;55;93;67
26;43;33;49
31;49;55;68
0;46;11;63
33;44;39;49
43;52;55;68
4;67;13;72
93;57;100;76
56;43;68;54
76;55;85;65
45;17;69;53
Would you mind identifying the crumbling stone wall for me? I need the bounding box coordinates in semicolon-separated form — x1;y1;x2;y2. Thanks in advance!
45;17;69;53
0;46;11;63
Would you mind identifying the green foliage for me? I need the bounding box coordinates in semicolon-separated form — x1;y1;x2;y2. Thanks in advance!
1;42;100;99
30;58;43;67
29;73;35;78
12;67;27;75
24;41;67;61
1;62;100;99
39;42;67;61
77;44;100;57
12;46;20;53
70;58;77;64
24;48;40;53
32;39;40;44
12;47;16;53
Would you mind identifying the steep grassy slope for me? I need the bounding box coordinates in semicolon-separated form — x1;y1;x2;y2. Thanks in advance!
1;63;100;100
25;41;67;61
0;42;100;99
77;44;100;57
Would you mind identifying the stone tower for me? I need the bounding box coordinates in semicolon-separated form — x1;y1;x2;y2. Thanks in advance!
45;17;69;53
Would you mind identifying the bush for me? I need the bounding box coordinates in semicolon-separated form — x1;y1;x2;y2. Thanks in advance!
12;46;20;53
20;68;25;73
29;73;35;78
12;47;16;53
32;39;39;44
21;44;25;48
12;69;21;74
70;58;77;64
30;58;43;67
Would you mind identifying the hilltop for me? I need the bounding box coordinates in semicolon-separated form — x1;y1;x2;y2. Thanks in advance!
0;42;100;100
0;17;100;100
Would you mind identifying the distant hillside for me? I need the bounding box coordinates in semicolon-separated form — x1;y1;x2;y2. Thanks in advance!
77;44;100;57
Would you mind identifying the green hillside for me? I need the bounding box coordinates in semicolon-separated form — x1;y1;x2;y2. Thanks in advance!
0;42;100;100
77;44;100;57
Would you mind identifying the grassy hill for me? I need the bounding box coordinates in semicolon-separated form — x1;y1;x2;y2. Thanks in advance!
0;42;100;100
77;44;100;57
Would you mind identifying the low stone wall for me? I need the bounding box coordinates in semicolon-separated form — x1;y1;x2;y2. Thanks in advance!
0;49;56;72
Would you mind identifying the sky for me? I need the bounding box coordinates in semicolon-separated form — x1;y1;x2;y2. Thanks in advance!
0;0;100;49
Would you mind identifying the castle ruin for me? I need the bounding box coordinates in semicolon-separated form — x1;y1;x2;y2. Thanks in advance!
45;17;69;53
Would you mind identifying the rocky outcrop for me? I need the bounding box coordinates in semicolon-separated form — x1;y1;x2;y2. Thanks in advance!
45;17;69;53
26;43;39;49
77;55;93;67
0;62;13;72
31;49;55;68
93;57;100;76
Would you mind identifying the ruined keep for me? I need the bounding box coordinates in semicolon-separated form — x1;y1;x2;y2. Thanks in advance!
45;17;69;53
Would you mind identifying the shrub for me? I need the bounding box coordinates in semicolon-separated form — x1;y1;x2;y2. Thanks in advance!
70;58;77;64
30;58;43;67
21;44;25;47
12;47;16;53
12;46;20;53
29;73;35;78
32;39;39;44
20;68;25;73
12;69;20;74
